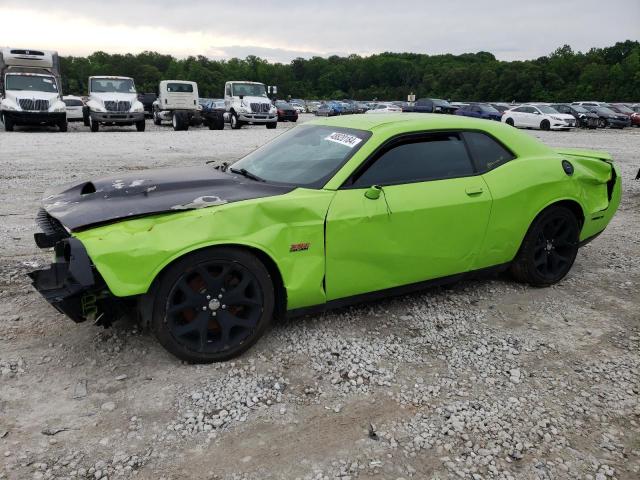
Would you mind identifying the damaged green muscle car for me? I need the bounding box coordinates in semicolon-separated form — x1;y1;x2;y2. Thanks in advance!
29;114;621;362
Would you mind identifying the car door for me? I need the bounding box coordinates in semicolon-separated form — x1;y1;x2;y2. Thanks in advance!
324;131;493;301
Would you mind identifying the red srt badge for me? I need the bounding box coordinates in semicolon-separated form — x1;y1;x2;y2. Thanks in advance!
290;242;310;252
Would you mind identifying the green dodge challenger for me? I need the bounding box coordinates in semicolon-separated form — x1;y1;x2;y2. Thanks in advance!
29;114;621;362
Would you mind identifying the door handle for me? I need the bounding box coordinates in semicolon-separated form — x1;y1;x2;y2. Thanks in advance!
465;186;484;196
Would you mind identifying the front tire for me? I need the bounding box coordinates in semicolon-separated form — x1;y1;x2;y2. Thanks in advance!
151;247;275;363
58;120;68;132
510;206;579;287
540;119;550;131
3;115;14;132
230;112;243;129
153;110;161;125
136;119;146;132
266;122;277;129
598;118;607;128
505;117;514;127
89;115;99;132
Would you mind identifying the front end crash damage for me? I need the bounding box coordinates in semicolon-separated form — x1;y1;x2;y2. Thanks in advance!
28;238;126;326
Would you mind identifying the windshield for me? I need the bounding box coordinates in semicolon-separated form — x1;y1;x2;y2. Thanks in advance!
231;125;371;187
231;83;267;97
478;104;499;113
91;78;136;93
536;105;558;114
611;104;633;113
597;107;617;115
5;74;58;93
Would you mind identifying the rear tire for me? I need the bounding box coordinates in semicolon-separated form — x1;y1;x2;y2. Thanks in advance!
151;247;275;363
505;117;514;126
598;118;607;128
510;206;579;287
208;116;225;130
3;115;14;132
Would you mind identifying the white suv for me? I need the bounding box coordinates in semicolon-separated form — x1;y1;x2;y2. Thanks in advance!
224;81;277;129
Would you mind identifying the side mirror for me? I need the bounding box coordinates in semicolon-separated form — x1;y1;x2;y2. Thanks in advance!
364;185;382;200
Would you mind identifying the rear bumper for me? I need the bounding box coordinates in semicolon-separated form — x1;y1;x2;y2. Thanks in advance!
3;111;65;125
28;238;96;323
90;111;144;123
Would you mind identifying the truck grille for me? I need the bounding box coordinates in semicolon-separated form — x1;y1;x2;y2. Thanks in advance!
19;99;49;111
104;101;131;112
250;103;271;113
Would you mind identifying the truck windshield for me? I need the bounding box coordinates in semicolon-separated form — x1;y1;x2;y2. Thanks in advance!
231;125;371;187
5;75;58;93
91;78;136;93
231;83;267;97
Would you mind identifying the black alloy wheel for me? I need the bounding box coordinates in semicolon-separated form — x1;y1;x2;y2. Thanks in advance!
511;206;579;286
152;247;274;362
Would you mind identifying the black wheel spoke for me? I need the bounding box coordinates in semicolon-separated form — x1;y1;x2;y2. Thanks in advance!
218;310;258;330
197;265;229;292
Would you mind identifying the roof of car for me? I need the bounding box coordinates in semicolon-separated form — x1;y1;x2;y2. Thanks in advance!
308;112;513;132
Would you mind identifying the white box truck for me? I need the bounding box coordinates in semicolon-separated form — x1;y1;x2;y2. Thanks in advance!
152;80;202;131
0;48;67;132
84;76;146;132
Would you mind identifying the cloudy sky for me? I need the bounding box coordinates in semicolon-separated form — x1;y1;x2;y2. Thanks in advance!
0;0;638;62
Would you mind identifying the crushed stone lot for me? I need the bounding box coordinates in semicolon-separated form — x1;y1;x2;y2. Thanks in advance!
0;116;638;479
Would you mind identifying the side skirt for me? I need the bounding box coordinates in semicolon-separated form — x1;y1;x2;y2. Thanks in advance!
286;262;511;319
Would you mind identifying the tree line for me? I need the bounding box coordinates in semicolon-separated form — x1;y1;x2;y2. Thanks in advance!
59;40;640;102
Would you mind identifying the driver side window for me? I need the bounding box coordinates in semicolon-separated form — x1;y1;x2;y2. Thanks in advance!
352;133;474;187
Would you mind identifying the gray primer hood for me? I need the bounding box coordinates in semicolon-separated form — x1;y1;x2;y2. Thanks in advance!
42;166;294;231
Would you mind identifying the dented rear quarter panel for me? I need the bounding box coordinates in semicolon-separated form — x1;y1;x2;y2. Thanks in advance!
75;188;335;309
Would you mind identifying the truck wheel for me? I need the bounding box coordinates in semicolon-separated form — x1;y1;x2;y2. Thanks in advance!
83;107;90;127
172;112;188;131
58;120;68;132
3;115;14;132
151;246;275;363
89;116;99;132
230;112;242;130
266;122;277;129
153;110;161;126
136;119;146;132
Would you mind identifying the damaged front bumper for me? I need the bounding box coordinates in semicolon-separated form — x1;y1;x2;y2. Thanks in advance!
28;237;123;325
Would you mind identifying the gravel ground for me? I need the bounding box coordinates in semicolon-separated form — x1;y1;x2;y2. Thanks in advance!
0;116;638;480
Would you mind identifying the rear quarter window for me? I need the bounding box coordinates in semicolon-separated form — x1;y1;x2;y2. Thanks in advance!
463;131;515;172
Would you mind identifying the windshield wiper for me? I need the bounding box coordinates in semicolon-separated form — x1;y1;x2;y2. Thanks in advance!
229;167;265;182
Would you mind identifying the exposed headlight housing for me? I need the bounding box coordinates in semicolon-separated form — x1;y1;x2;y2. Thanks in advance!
2;102;18;111
130;103;144;113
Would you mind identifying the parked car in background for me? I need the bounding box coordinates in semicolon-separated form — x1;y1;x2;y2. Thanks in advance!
502;104;575;130
62;95;85;122
403;98;455;114
290;102;305;114
274;100;298;122
581;105;630;129
550;103;599;129
306;101;321;113
316;102;342;116
490;103;518;114
366;103;403;114
137;93;157;118
571;101;607;108
455;103;502;121
608;103;640;126
198;98;225;130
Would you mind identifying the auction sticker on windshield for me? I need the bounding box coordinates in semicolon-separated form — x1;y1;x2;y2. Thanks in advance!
325;132;363;148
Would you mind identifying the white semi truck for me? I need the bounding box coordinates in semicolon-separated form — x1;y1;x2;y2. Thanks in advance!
152;80;202;131
0;48;67;132
84;76;146;132
224;81;277;129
